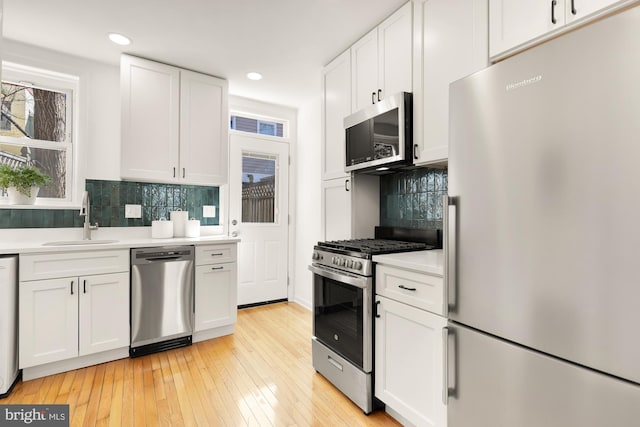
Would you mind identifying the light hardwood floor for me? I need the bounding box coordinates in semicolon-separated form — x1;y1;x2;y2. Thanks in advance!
4;302;401;426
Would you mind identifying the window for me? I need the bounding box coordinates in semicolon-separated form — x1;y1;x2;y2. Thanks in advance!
241;153;277;223
230;114;285;138
0;62;77;203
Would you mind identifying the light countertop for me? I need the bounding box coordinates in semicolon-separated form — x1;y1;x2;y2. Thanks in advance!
372;249;444;276
0;227;239;255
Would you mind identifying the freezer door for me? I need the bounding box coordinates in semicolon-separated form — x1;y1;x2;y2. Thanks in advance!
446;324;640;427
448;6;640;383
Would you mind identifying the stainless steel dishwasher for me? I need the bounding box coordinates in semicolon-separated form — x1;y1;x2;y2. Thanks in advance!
130;246;194;357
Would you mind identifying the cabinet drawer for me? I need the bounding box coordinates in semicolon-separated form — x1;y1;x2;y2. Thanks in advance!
375;264;444;315
20;250;129;282
196;244;237;265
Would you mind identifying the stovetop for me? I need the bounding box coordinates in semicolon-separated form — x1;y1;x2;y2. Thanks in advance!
317;238;432;255
311;227;441;277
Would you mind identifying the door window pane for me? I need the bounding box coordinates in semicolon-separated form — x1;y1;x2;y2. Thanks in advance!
242;153;276;223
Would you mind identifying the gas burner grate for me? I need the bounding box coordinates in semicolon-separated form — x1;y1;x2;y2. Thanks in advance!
318;238;431;255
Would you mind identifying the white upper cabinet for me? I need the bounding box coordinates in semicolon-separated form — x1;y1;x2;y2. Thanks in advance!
322;174;379;241
121;56;180;183
180;70;228;184
322;50;351;180
413;0;488;165
489;0;632;59
351;2;412;112
121;54;229;185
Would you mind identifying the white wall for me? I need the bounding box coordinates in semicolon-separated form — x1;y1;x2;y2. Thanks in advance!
293;96;322;309
3;40;121;187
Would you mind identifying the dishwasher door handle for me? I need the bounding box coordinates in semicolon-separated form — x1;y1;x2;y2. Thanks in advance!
143;255;183;262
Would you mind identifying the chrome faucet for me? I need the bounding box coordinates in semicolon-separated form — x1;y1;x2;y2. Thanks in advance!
80;191;99;240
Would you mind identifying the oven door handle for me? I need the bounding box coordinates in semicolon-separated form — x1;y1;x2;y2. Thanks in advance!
308;264;370;289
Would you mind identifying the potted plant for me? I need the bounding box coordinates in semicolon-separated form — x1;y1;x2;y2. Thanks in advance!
0;164;52;205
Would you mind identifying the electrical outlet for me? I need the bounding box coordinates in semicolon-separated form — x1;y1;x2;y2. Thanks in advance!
125;204;142;218
203;205;216;218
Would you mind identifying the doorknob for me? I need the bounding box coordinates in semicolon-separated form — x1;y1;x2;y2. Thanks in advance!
232;219;238;225
231;231;238;237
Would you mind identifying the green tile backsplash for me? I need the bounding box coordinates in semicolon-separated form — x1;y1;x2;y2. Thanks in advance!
0;179;219;228
380;168;447;230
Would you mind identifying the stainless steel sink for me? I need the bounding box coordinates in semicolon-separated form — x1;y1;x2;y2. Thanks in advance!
42;239;119;246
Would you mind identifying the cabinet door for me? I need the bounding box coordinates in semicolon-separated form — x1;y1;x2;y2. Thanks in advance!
322;177;352;241
322;50;351;180
415;0;488;165
19;278;78;368
195;263;238;331
78;272;130;356
378;1;413;102
180;70;229;185
375;295;447;427
351;28;379;112
565;0;625;23
489;0;563;58
121;54;180;182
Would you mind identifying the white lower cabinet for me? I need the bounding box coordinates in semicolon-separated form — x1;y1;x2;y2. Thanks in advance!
374;260;447;427
19;272;129;369
375;295;447;427
19;250;130;374
19;277;78;368
195;263;237;331
194;243;238;341
78;272;130;356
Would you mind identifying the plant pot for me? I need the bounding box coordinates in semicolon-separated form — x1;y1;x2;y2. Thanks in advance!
7;186;40;205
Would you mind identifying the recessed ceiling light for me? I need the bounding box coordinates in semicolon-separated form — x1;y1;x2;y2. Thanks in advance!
108;33;131;46
247;72;263;81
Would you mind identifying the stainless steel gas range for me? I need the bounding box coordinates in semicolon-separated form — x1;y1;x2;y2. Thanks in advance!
309;227;440;414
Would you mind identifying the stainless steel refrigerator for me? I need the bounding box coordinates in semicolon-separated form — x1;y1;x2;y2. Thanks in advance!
446;6;640;426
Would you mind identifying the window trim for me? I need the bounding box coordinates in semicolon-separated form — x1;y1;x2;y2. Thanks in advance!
0;61;79;207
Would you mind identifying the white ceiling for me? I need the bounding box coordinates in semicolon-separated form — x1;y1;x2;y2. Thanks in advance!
2;0;407;109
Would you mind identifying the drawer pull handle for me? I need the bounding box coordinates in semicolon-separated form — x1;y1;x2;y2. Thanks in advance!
398;284;417;291
328;356;343;371
70;280;74;295
211;266;224;271
375;300;381;318
83;280;87;294
210;253;224;256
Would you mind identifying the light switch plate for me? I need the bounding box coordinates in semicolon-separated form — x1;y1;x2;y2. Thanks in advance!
203;205;216;218
125;204;142;218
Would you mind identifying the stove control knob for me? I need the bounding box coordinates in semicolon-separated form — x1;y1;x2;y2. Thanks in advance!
339;258;346;267
331;256;337;265
346;260;353;269
312;252;320;260
353;261;363;271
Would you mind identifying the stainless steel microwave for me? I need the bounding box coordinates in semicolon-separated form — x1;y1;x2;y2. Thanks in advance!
344;92;412;173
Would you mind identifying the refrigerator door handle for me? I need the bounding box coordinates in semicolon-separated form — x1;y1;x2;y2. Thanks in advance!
443;326;457;405
444;195;458;313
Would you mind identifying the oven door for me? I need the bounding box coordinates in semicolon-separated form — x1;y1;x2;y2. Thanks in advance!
309;264;372;373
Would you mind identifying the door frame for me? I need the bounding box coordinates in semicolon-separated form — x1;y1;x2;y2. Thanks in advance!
224;96;297;303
